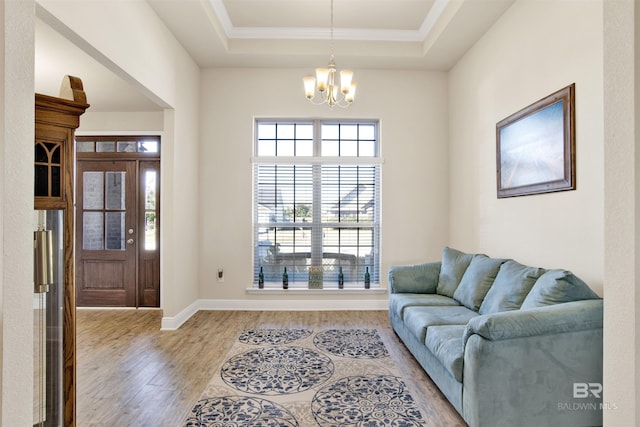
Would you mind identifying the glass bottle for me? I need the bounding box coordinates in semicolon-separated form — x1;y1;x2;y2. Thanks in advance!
364;266;370;289
283;267;289;290
258;266;264;289
338;266;344;289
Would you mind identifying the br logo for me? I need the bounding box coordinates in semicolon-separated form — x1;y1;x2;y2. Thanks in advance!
573;383;602;399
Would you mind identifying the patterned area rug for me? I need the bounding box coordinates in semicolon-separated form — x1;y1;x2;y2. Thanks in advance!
185;329;425;426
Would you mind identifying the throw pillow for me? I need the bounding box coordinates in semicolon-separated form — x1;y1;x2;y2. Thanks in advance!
520;269;600;309
479;260;546;314
436;247;474;298
453;255;506;311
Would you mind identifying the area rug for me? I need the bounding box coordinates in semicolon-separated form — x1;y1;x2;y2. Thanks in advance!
184;328;425;426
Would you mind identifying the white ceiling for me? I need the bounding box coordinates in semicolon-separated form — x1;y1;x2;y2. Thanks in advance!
35;0;514;112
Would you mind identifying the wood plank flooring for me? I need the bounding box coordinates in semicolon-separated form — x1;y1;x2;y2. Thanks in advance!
77;309;466;426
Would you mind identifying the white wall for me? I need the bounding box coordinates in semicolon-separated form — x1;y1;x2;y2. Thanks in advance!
603;0;639;424
37;0;201;319
198;68;449;306
79;111;164;133
1;1;35;424
448;0;604;291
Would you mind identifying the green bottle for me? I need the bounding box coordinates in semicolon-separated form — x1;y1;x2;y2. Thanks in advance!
364;266;370;289
258;266;264;289
283;267;289;290
338;266;344;289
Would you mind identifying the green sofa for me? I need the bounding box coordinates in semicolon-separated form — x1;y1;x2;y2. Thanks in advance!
388;247;603;427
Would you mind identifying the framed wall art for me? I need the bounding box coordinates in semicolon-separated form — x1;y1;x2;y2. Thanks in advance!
496;83;575;198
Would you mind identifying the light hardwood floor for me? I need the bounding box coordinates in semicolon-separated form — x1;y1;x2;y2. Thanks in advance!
77;309;466;426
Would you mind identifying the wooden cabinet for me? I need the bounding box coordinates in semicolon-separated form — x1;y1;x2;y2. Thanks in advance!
35;85;88;427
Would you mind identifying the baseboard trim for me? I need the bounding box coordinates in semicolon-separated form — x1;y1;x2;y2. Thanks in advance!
160;299;200;331
160;298;388;331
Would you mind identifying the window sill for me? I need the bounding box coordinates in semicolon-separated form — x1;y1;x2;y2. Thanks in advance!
246;284;387;295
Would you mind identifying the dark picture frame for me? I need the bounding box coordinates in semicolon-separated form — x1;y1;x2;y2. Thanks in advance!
496;84;575;198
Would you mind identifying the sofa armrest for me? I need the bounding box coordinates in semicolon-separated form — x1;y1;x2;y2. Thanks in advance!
461;299;604;427
463;299;603;345
388;262;441;294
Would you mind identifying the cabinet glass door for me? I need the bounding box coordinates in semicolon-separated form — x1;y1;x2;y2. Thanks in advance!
33;210;63;427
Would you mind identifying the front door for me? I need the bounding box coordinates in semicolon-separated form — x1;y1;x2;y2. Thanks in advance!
76;158;160;307
76;161;136;306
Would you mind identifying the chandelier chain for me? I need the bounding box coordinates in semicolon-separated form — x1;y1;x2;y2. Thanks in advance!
330;0;335;57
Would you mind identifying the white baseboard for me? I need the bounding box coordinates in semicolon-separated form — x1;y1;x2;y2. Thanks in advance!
160;298;388;331
160;299;201;331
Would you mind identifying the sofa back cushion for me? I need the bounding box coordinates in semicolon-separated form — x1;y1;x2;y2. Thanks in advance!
479;260;546;314
453;255;506;311
436;247;474;297
520;269;600;309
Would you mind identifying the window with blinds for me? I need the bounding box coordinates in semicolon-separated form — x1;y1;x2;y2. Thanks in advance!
253;120;381;288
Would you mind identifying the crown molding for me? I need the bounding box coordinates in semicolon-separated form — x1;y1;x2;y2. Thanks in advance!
206;0;451;44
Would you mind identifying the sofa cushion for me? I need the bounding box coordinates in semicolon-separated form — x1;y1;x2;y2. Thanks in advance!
520;269;600;309
453;255;506;311
425;325;466;382
389;294;460;320
403;305;479;343
389;262;441;293
436;247;474;298
479;260;546;315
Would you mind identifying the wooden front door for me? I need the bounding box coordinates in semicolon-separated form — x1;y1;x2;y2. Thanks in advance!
76;161;137;306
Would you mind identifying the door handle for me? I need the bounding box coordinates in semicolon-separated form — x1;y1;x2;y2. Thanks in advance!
127;238;135;245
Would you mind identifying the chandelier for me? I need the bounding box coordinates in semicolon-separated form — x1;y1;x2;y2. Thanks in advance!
303;0;356;108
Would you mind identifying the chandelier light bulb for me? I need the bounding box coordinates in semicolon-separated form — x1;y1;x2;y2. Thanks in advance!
303;76;316;99
315;68;329;92
339;70;353;94
345;82;356;103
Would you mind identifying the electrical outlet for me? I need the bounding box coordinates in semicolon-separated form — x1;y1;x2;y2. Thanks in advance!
217;269;224;283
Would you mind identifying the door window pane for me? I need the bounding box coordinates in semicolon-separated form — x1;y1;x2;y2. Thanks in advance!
145;212;157;251
76;140;94;152
105;172;126;210
83;172;104;210
96;141;115;152
117;141;137;153
83;212;104;250
139;140;159;153
105;212;125;250
145;171;156;210
144;169;158;251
